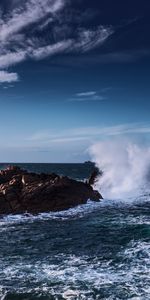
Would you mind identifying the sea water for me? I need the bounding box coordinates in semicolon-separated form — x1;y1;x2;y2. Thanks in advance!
0;161;149;300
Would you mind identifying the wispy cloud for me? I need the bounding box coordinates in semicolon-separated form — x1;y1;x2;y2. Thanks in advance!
5;122;150;155
27;123;150;146
74;26;113;53
0;0;113;82
0;1;148;83
0;0;65;72
69;90;106;102
31;40;72;60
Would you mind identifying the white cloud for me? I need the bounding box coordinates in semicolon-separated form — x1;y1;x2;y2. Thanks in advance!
0;71;19;83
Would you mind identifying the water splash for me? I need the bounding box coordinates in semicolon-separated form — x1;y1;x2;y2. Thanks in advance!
90;140;150;199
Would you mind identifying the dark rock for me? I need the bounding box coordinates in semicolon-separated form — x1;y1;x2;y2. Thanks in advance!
22;174;40;185
0;166;102;215
87;167;102;185
0;193;12;214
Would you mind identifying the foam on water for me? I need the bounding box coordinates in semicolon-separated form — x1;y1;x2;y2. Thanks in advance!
0;196;149;300
0;240;150;299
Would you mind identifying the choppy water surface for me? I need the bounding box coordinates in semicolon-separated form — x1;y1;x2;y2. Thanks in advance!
0;164;150;299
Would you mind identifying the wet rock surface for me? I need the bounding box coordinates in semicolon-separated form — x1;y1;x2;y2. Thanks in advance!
0;166;102;214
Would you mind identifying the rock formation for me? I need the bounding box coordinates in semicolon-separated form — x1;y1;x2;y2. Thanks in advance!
0;166;102;214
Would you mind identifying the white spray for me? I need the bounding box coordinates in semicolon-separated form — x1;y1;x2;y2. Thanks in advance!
89;140;150;199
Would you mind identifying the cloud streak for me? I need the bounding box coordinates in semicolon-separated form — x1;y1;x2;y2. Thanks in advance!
50;49;150;68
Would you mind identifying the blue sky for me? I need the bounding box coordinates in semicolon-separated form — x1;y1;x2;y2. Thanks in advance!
0;0;150;162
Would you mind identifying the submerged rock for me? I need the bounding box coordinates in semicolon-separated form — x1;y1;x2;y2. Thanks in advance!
0;166;102;214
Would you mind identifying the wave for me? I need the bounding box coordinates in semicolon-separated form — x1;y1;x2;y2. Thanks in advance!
0;197;149;229
0;200;102;225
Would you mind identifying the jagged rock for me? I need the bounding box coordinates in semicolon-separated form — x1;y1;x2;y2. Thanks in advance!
0;166;102;214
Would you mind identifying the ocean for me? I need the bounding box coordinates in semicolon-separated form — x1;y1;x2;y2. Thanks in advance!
0;163;150;300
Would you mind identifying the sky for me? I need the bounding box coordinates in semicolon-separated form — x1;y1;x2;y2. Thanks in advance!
0;0;150;162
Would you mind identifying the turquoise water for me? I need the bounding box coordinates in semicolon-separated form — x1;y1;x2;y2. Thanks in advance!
0;164;150;299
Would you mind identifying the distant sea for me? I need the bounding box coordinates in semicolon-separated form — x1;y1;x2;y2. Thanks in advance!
0;163;149;300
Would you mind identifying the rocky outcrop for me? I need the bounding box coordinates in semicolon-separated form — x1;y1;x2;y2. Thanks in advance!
0;166;102;214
